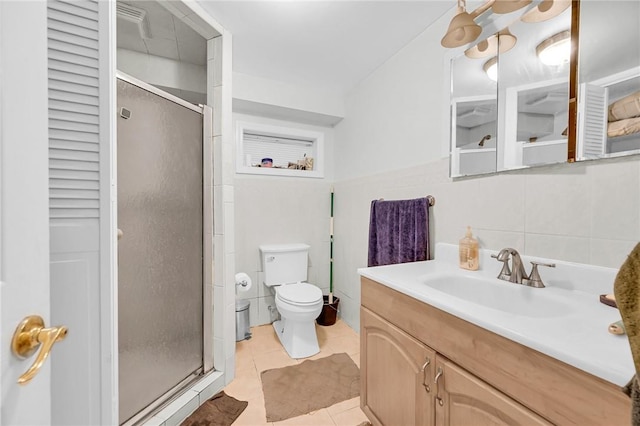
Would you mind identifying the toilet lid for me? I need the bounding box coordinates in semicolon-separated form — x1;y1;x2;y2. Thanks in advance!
277;283;322;305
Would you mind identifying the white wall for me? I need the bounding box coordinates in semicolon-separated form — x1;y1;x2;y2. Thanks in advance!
334;12;452;182
233;72;345;120
332;8;640;331
233;113;335;326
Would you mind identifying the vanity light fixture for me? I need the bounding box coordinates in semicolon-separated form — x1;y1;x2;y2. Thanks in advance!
441;0;532;48
521;0;571;23
464;28;517;59
483;57;498;82
491;0;532;14
536;30;571;66
441;0;482;48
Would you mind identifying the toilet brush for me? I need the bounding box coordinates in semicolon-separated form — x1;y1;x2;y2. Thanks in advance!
329;186;334;304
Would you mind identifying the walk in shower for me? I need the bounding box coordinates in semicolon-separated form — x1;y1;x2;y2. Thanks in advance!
116;75;209;424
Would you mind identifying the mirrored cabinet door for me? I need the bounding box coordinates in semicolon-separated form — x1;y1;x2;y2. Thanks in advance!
496;5;571;171
447;0;640;178
450;45;498;177
576;1;640;160
448;0;571;178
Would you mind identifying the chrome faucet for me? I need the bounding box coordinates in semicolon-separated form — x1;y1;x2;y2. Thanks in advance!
492;248;555;288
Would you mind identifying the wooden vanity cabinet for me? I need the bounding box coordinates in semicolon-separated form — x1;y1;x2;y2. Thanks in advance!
362;307;550;426
434;357;551;426
361;307;435;426
360;277;631;426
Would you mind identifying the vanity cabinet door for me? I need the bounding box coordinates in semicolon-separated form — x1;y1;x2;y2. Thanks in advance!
360;307;435;426
434;357;552;426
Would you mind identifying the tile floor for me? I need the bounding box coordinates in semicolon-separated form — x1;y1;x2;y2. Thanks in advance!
223;320;369;426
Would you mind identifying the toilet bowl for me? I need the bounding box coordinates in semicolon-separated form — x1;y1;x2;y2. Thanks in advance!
259;243;324;359
272;282;323;358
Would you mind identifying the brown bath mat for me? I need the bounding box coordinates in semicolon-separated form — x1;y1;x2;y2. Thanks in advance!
180;391;247;426
261;352;360;422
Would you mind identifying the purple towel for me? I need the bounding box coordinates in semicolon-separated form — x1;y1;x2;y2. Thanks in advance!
367;197;430;267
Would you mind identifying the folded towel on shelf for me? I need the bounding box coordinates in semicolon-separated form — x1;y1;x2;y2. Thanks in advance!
608;116;640;138
367;197;430;267
609;90;640;122
614;242;640;424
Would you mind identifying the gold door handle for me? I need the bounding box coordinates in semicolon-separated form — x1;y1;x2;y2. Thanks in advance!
11;315;68;385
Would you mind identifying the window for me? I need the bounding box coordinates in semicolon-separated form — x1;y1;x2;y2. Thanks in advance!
236;121;324;178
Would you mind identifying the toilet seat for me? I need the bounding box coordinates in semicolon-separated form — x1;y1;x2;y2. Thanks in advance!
276;282;322;306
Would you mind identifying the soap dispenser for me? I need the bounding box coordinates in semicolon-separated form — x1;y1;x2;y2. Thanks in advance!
459;226;479;271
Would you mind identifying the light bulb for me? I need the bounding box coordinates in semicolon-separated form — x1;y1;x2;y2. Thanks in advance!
484;57;498;81
537;31;571;66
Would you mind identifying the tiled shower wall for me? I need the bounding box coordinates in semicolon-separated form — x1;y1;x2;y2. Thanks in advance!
332;156;640;331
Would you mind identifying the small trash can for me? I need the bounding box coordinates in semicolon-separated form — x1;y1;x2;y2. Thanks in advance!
235;299;251;342
316;295;340;326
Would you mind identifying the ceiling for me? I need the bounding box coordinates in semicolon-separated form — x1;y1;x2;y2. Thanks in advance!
117;1;207;66
117;1;454;95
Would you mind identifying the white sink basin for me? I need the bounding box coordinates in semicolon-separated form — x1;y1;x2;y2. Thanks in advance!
422;273;572;318
358;243;634;387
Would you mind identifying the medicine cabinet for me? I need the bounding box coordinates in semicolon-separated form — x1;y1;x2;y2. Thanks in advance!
448;0;640;178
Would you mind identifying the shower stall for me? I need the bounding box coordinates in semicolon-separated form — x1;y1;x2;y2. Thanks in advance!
116;74;210;424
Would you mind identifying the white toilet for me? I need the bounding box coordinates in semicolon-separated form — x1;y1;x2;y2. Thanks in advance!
260;243;323;359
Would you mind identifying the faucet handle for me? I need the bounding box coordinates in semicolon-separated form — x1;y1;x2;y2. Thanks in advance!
527;261;556;288
492;249;511;262
492;251;511;280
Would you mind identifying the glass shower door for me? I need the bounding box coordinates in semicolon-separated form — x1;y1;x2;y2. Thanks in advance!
117;78;203;424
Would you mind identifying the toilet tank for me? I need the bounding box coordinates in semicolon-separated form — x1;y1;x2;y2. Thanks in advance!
260;243;310;286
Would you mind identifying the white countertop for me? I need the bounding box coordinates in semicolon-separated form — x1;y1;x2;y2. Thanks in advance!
357;243;635;387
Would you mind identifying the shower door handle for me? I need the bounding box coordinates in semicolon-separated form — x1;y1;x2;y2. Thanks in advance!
11;315;68;385
117;229;123;240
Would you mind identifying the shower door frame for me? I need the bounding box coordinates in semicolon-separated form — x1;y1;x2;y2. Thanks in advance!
115;71;215;424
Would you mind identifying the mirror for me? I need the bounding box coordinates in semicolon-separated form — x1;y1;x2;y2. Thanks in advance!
575;1;640;160
449;0;572;177
450;51;498;177
496;6;570;171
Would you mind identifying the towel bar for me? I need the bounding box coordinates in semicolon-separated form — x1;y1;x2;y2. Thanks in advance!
377;195;436;207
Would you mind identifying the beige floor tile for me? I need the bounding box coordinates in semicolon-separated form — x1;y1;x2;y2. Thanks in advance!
248;327;284;356
233;398;269;426
272;408;335;426
348;352;361;368
306;347;337;361
326;335;360;356
227;322;366;426
323;320;358;337
253;347;299;373
236;339;251;354
224;366;263;401
326;397;360;417
236;342;256;372
252;324;276;337
330;406;369;426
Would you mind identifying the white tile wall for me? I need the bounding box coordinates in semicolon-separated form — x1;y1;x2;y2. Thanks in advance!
331;155;640;332
233;115;334;327
233;173;332;326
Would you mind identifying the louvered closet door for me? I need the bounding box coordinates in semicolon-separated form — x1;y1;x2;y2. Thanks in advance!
47;0;111;424
577;83;608;159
